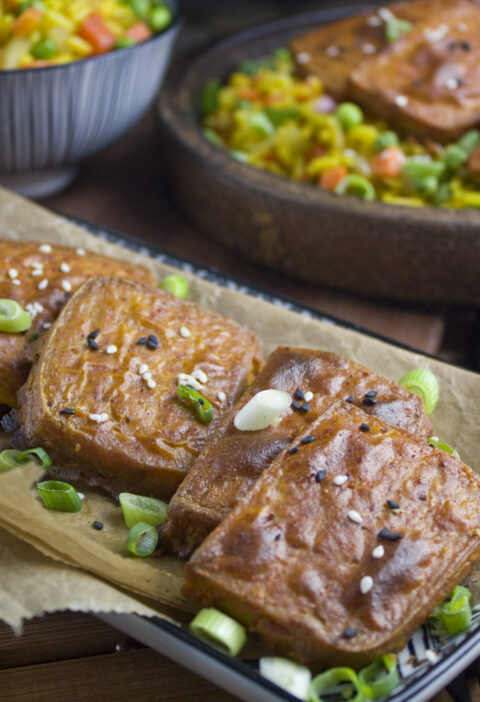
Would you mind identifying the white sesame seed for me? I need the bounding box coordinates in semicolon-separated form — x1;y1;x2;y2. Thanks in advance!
61;280;72;292
304;391;313;402
39;244;52;253
192;369;208;384
147;379;156;389
142;371;152;381
218;391;226;402
89;412;108;423
178;373;203;390
25;302;43;320
296;51;311;64
445;77;459;90
333;475;348;486
106;345;117;354
378;7;395;22
347;510;363;524
76;247;86;256
12;279;20;286
31;261;43;269
372;545;385;559
180;326;191;338
360;576;374;594
395;95;408;107
425;649;438;663
139;364;149;375
362;43;377;54
367;15;382;26
326;45;340;57
8;268;18;279
31;269;43;276
424;24;449;43
38;279;48;290
77;492;84;500
429;435;439;442
60;262;71;273
43;322;51;329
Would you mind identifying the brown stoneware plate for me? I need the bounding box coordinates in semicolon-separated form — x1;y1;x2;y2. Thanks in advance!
156;3;480;304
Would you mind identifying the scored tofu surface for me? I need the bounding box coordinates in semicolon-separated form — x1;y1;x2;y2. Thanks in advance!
0;241;156;408
18;276;262;499
184;401;480;669
161;347;433;557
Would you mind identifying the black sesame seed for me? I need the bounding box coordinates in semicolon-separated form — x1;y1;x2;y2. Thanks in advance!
380;427;388;433
301;435;315;444
146;334;159;349
345;395;354;403
378;527;403;541
92;520;104;530
461;40;471;51
294;388;305;401
87;329;100;340
87;338;99;350
387;499;400;510
274;533;281;541
198;398;205;405
299;402;310;412
364;390;378;398
59;408;75;416
136;337;147;345
363;397;377;405
291;400;302;410
418;493;427;501
287;447;299;454
343;628;358;639
315;470;327;483
360;423;370;431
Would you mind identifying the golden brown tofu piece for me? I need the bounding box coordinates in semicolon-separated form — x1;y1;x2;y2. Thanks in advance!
161;347;432;557
290;0;442;100
349;0;480;141
184;401;480;669
18;276;262;499
0;241;156;408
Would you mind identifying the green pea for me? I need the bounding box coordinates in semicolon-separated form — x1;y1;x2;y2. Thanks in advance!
334;174;376;200
335;102;364;131
402;159;446;194
374;131;399;151
433;183;452;205
457;130;480;155
443;144;468;169
114;37;136;50
150;5;172;31
131;0;150;19
159;274;189;299
31;38;57;60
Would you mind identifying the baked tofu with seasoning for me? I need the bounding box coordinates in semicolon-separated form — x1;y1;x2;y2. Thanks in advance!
0;240;156;409
290;0;442;100
349;0;480;141
184;401;480;669
18;276;262;499
161;347;433;557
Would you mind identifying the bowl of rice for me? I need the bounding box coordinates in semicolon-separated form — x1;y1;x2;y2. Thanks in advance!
156;3;480;304
0;0;180;197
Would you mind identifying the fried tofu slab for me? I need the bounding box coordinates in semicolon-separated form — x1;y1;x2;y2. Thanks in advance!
0;241;155;408
161;347;432;557
18;276;262;499
184;401;480;669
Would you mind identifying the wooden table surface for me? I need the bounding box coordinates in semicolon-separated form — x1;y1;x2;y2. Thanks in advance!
2;3;480;700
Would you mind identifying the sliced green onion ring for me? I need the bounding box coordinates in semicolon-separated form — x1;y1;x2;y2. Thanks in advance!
430;585;472;636
428;437;460;459
309;667;366;702
334;174;376;201
190;608;246;656
37;480;83;512
17;446;52;467
385;17;412;42
259;657;311;700
358;654;399;700
0;449;26;473
158;274;189;299
119;492;168;528
0;299;32;333
398;368;439;415
126;521;159;557
178;383;213;424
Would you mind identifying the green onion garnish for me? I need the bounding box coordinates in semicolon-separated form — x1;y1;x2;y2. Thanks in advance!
37;480;83;512
178;383;213;424
264;107;301;127
0;449;26;473
158;274;189;299
17;446;52;467
309;667;366;702
374;130;399;152
259;657;311;700
190;608;247;656
385;17;412;42
457;129;480;155
119;492;168;528
0;299;32;333
358;654;399;700
334;174;376;200
428;437;460;459
429;585;472;636
0;446;52;472
248;112;275;138
402;160;446;196
125;521;159;557
443;144;468;170
398;368;439;415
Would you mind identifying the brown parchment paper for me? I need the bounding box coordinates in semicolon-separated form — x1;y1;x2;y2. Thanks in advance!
1;186;480;632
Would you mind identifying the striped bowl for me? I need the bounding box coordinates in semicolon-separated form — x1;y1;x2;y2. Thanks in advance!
0;7;180;198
